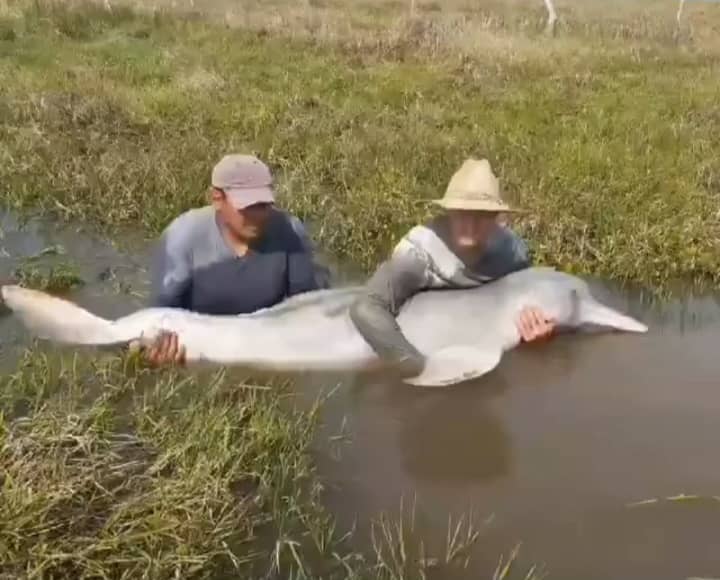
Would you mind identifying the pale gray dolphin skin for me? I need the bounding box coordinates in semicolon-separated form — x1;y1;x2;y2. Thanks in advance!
0;267;648;387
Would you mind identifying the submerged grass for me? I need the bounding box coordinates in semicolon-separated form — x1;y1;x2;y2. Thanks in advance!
1;0;719;576
12;260;85;292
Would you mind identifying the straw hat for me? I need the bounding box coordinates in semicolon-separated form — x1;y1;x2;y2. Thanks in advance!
433;158;519;212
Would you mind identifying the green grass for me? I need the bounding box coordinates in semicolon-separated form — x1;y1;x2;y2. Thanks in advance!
1;0;719;289
0;350;319;578
1;0;719;576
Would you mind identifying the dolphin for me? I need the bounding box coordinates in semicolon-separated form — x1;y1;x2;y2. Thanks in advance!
0;266;648;387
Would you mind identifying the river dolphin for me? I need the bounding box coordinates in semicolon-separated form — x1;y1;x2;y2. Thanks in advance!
0;267;648;387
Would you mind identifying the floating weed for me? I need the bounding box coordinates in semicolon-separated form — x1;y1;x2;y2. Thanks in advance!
626;493;720;508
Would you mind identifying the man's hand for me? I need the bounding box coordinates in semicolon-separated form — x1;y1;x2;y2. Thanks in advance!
516;306;556;343
142;331;187;367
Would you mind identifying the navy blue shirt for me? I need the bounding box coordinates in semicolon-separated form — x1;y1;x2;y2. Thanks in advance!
150;206;330;315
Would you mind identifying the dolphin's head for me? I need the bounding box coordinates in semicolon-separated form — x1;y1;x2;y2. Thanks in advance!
510;273;591;329
533;275;648;334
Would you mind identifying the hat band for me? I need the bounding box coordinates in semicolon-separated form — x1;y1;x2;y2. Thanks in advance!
444;190;503;202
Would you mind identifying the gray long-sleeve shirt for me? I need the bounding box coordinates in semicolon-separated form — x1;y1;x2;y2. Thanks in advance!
150;205;330;315
349;215;531;376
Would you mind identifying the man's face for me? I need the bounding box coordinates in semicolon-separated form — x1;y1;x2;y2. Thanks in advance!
213;189;273;241
447;209;502;249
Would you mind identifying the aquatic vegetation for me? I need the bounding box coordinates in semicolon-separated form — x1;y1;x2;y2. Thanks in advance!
12;260;85;292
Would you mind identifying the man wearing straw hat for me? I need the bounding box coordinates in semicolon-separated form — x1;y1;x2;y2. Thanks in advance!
349;158;556;381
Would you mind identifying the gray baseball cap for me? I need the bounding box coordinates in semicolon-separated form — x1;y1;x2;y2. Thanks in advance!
211;154;276;209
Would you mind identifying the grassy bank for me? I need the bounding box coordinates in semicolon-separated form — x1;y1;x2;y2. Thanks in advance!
0;351;317;578
1;0;719;288
1;0;719;577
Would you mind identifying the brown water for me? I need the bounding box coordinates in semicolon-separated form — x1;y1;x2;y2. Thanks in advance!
2;211;720;579
305;282;720;580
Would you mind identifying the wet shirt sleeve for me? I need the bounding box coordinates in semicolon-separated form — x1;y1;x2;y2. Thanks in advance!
349;249;430;376
149;221;193;309
286;250;325;297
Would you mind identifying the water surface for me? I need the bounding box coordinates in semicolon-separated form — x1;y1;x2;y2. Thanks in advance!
307;281;720;580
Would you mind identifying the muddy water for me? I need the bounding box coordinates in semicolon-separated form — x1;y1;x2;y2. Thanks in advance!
308;282;720;580
3;210;720;579
0;211;152;365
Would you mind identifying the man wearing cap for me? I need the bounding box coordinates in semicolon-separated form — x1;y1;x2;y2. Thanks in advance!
349;158;556;381
143;154;330;366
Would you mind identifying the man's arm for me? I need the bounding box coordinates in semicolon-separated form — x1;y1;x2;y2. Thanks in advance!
286;250;324;296
149;224;193;309
349;251;429;377
128;224;192;366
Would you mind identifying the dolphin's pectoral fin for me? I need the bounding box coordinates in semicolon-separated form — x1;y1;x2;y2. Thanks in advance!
403;345;503;388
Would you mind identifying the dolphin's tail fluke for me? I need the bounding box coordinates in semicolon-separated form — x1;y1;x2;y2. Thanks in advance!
581;298;648;333
1;285;130;345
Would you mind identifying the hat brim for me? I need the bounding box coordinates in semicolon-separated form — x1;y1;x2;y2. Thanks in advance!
432;198;522;212
226;186;276;209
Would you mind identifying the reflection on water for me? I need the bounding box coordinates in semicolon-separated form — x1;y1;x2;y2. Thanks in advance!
3;210;720;579
395;381;511;485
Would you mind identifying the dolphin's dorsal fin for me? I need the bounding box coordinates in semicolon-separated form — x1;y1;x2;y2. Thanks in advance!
403;345;503;387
